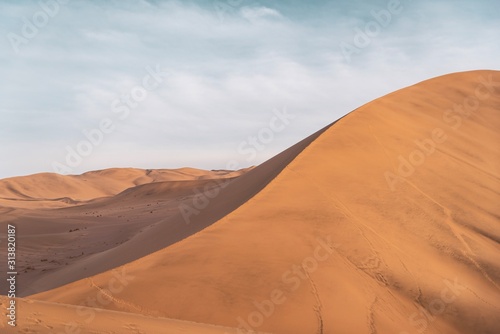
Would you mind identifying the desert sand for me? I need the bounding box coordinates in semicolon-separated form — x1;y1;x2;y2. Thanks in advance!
0;296;268;333
1;70;499;333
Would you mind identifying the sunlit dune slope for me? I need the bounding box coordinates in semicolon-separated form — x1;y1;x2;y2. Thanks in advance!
30;70;500;334
0;297;271;334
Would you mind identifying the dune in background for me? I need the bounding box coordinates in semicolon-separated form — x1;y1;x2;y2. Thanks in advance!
1;70;499;333
0;168;249;209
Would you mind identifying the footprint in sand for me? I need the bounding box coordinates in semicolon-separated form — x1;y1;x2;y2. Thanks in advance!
124;323;146;334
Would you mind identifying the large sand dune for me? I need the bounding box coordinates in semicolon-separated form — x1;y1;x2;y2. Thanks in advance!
1;70;499;333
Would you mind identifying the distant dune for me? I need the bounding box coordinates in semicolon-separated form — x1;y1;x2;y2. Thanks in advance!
1;70;499;333
0;167;249;209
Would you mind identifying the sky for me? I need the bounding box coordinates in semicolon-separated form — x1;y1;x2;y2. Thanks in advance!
0;0;499;178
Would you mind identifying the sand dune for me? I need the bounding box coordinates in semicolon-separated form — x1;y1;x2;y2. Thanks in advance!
2;70;499;333
0;167;248;209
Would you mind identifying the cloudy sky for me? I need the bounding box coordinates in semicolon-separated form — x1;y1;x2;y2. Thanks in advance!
0;0;499;178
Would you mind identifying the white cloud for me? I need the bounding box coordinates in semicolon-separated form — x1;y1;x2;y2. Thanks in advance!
240;6;283;22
